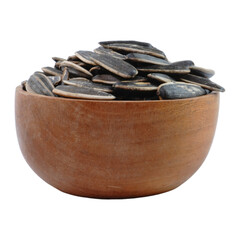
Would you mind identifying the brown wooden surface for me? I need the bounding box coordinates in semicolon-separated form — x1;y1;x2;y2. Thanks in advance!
15;86;220;198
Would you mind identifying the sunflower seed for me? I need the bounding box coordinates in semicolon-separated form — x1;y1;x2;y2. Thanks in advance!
75;51;97;65
127;53;169;65
92;74;124;85
171;60;194;68
53;85;115;100
60;60;92;77
27;74;54;96
76;61;88;67
90;54;138;78
89;65;102;75
34;71;45;75
122;76;148;82
62;80;89;86
42;67;63;76
147;73;176;83
66;61;89;68
62;67;69;81
48;76;62;86
180;74;225;92
137;64;190;74
52;57;66;62
113;81;157;91
67;55;80;61
99;40;154;48
69;60;84;65
157;82;206;99
205;89;211;94
103;43;166;59
190;66;215;78
55;61;63;70
94;46;127;60
65;67;91;78
63;79;113;93
69;77;90;82
25;81;35;94
35;72;55;91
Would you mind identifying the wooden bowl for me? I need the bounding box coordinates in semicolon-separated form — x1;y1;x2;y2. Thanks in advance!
15;86;219;198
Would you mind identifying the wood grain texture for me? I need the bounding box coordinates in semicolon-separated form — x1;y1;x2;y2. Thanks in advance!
15;86;220;198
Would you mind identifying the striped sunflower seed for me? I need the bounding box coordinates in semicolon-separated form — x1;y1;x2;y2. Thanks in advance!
147;73;176;83
190;66;215;78
127;53;169;65
113;81;157;91
99;40;154;48
102;43;167;59
75;51;97;65
90;53;138;78
62;67;69;81
60;61;92;77
63;79;113;93
48;76;62;86
26;74;55;96
157;82;207;99
42;67;63;76
137;64;190;74
94;46;127;60
53;85;115;100
180;74;225;92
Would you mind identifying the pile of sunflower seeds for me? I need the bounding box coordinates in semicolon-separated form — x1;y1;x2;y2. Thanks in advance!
22;40;225;100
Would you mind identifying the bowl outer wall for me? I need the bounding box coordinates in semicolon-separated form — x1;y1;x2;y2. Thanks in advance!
15;86;220;198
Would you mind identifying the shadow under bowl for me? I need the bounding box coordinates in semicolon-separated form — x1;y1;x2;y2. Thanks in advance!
15;86;219;198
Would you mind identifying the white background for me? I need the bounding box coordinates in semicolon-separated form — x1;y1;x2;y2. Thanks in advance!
0;0;239;239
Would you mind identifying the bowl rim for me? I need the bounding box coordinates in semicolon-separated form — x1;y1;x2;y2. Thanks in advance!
16;85;219;104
